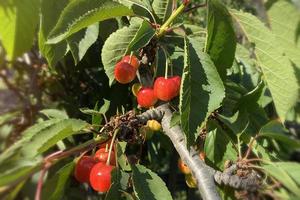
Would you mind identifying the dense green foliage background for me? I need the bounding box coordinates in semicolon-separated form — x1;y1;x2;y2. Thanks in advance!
0;0;300;199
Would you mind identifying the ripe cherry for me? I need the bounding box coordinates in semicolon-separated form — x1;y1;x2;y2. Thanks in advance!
170;76;181;95
90;162;115;193
122;55;140;69
114;61;136;84
154;76;181;101
94;148;116;166
178;158;191;174
74;156;97;183
137;87;158;108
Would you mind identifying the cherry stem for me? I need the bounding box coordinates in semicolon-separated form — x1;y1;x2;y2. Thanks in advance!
129;52;134;64
106;129;119;165
157;2;190;38
243;135;258;160
164;58;169;79
160;46;170;79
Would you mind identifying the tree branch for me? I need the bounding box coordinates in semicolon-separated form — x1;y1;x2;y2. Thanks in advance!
155;104;221;200
137;104;259;199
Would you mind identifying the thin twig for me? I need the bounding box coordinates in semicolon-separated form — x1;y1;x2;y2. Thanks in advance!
184;2;207;13
0;70;25;102
243;136;258;159
34;163;50;200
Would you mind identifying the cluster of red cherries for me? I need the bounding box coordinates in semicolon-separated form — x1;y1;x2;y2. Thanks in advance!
114;54;181;108
74;140;116;193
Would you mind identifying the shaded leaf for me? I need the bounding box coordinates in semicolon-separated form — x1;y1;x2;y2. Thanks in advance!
170;112;180;128
0;159;40;187
180;37;225;147
152;0;173;23
4;180;26;200
117;142;131;171
259;120;300;148
132;164;172;200
117;0;156;23
204;121;237;170
39;0;69;67
230;9;299;122
263;162;300;195
105;169;130;200
42;161;75;200
67;23;99;64
206;0;236;79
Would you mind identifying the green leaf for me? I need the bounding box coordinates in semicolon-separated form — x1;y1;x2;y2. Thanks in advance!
80;108;104;116
204;121;237;170
274;162;300;186
117;142;131;171
263;162;300;195
230;9;299;122
39;0;69;67
132;164;172;200
102;19;155;85
20;119;88;157
0;111;20;125
105;169;122;200
91;102;102;130
205;0;236;79
0;159;40;187
47;0;134;44
67;23;99;65
0;0;40;60
42;161;75;200
170;112;180;128
259;120;300;148
0;119;62;164
4;180;26;200
105;169;130;200
116;0;156;23
99;99;111;114
40;109;68;119
234;44;261;90
80;99;110;116
268;1;300;68
152;0;173;23
180;37;225;146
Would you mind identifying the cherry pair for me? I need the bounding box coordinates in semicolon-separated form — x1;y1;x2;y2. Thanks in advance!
74;143;116;193
114;55;140;84
137;76;181;108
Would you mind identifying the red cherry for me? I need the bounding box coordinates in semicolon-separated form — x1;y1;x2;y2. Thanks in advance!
114;61;136;84
122;55;140;69
74;156;97;183
94;148;116;166
153;77;179;101
170;76;181;95
137;87;158;108
90;162;115;193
